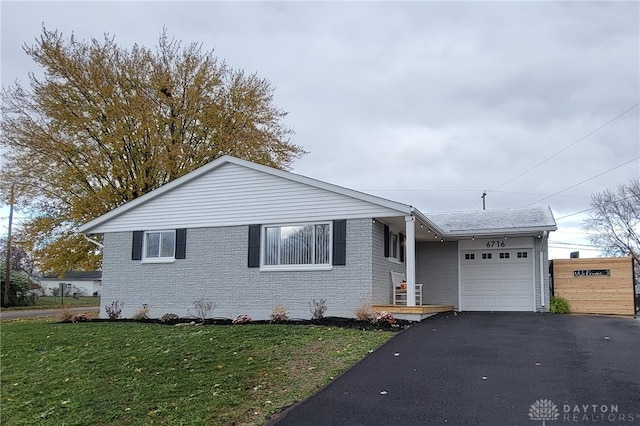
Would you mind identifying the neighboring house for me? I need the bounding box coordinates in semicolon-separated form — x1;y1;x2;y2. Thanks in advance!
78;156;556;320
40;271;102;296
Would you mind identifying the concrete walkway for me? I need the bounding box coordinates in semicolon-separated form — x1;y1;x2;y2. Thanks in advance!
0;306;99;320
268;312;640;426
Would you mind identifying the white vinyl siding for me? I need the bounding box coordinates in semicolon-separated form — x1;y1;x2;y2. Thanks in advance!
85;163;408;233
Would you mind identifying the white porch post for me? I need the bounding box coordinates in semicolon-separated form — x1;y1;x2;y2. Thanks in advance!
405;215;416;307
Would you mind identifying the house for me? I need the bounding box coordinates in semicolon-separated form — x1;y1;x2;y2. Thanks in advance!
78;156;557;320
40;271;102;296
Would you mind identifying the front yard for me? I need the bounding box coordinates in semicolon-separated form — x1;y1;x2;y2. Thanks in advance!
0;319;393;425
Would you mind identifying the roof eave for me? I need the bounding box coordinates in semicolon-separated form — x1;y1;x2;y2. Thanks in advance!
446;225;557;239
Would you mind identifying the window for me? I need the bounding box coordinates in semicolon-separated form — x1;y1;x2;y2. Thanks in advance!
465;253;475;260
391;232;399;260
482;253;492;260
145;231;175;259
499;252;510;259
517;251;528;258
263;223;331;267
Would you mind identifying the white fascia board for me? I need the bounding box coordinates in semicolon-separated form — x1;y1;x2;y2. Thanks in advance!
78;155;417;234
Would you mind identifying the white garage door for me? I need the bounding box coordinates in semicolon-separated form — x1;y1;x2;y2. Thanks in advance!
460;249;534;311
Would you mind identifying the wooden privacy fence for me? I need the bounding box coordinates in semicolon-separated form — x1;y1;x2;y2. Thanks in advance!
551;257;637;316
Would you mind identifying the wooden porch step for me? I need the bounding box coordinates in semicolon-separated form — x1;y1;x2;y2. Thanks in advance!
372;304;454;315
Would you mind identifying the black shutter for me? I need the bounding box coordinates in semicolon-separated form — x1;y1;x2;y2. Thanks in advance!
132;231;143;260
399;233;405;263
175;229;187;259
248;225;261;268
383;225;390;258
332;220;346;266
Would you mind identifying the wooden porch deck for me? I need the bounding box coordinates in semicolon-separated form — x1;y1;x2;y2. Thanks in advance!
372;304;454;321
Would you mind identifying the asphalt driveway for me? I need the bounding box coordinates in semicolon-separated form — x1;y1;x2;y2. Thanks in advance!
269;312;640;426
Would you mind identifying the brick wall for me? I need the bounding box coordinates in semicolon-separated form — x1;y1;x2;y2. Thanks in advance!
101;218;373;320
371;220;406;305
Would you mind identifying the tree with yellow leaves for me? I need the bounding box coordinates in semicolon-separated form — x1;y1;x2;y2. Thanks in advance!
1;27;304;276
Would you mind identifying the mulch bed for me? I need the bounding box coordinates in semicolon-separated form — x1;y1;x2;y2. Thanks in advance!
65;316;415;332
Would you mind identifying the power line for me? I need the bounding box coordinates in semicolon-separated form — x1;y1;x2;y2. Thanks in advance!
524;156;640;207
555;208;595;221
492;102;640;192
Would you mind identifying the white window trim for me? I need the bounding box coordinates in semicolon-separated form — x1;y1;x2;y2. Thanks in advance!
387;229;404;264
260;221;333;271
141;230;176;263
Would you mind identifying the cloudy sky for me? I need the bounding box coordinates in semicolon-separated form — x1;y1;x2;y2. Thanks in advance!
1;1;639;258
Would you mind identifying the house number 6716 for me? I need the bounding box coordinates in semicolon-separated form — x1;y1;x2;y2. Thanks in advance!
486;241;506;248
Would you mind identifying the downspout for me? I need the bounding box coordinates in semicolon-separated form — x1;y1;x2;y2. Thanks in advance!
82;233;104;249
539;231;548;310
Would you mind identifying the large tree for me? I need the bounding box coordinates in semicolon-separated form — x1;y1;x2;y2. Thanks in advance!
584;178;640;263
1;27;304;275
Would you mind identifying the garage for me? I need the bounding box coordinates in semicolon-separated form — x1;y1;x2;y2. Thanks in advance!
459;238;535;311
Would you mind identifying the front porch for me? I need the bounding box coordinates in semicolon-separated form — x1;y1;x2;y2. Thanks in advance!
372;304;454;321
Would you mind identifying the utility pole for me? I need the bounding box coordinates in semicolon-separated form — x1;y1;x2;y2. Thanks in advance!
3;183;15;307
481;191;487;210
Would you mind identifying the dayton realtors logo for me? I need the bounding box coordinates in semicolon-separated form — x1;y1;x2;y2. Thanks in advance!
529;399;560;425
529;399;639;424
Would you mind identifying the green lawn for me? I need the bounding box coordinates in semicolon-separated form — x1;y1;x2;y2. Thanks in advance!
0;319;393;425
1;296;100;311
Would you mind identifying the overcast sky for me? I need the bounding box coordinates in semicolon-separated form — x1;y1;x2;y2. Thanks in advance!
1;1;639;258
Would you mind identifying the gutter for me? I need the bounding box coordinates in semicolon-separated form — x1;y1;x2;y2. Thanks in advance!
82;232;104;249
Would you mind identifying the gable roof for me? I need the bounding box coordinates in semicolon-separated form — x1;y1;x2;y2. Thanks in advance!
426;206;557;237
78;155;444;234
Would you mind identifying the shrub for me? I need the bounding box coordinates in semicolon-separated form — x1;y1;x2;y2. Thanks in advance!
270;306;289;323
132;304;149;320
190;298;215;321
550;296;570;314
105;301;123;320
309;298;327;321
0;265;34;307
355;304;372;321
160;313;180;323
233;314;252;324
372;310;396;326
58;305;74;322
70;313;90;323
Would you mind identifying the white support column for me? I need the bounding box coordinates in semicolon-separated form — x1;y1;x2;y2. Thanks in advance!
405;215;416;307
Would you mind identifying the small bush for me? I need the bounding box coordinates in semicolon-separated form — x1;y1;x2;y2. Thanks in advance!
372;310;396;326
0;265;34;307
550;296;570;314
58;305;74;322
105;301;123;320
233;314;252;324
191;298;215;321
132;304;149;320
70;313;90;323
270;306;289;323
355;304;372;321
161;313;180;323
309;298;327;321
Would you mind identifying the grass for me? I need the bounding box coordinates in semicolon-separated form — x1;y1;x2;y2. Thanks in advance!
1;296;100;311
0;319;394;425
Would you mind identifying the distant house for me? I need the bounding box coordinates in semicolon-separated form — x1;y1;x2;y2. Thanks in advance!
40;271;102;296
78;156;556;320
